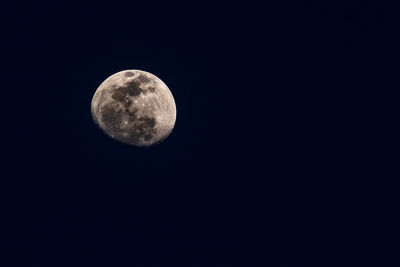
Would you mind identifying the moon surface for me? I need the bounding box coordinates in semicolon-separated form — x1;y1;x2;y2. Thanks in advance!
91;70;176;146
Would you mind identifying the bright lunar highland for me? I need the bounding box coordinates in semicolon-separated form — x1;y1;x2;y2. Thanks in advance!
91;70;176;146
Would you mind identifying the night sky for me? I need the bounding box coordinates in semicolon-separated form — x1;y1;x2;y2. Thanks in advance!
1;1;383;266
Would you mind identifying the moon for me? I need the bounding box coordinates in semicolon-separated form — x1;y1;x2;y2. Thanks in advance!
91;70;176;146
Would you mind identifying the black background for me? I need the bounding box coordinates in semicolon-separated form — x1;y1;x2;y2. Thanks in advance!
1;1;385;266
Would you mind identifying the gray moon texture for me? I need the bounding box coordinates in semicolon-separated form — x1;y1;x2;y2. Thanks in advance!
91;70;176;146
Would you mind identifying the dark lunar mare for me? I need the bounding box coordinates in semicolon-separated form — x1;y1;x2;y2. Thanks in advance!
100;75;158;144
130;117;156;142
111;75;151;100
124;71;135;77
100;103;123;133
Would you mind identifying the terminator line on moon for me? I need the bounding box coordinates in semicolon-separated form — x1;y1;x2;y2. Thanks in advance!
91;70;176;146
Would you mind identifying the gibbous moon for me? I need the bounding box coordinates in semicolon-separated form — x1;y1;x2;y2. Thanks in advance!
91;70;176;146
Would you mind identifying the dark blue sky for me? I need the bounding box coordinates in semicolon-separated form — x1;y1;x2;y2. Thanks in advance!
1;1;382;266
